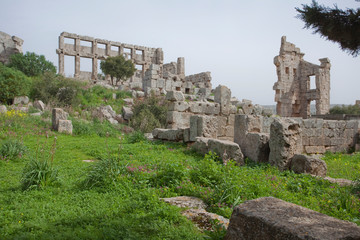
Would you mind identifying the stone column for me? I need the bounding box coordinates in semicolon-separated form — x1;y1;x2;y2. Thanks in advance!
177;57;185;77
92;58;98;81
75;55;80;78
58;53;64;76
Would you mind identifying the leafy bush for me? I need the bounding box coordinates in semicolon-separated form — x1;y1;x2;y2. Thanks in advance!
330;104;360;115
30;72;82;106
71;118;121;137
126;131;147;144
0;139;27;161
100;55;136;86
130;94;168;132
0;63;31;104
21;137;59;190
7;52;56;77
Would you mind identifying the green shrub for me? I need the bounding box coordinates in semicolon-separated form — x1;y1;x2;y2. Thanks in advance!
0;63;32;104
30;72;82;106
21;137;59;190
0;139;27;161
7;52;56;77
130;94;168;132
126;131;147;144
330;104;360;115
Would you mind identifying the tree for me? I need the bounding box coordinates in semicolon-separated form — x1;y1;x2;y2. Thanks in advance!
296;1;360;56
0;63;31;104
100;55;136;86
7;52;56;76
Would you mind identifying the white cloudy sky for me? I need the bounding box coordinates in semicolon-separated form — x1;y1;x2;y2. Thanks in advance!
1;0;359;105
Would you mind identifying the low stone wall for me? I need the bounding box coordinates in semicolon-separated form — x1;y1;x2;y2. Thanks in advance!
225;197;360;240
234;115;360;166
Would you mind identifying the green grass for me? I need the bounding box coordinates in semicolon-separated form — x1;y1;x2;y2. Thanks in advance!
322;152;360;180
1;114;360;239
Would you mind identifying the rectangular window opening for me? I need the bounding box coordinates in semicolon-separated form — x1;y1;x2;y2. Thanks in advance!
185;88;190;94
97;43;106;49
64;55;75;78
309;75;316;90
136;49;143;55
135;64;143;71
64;37;74;45
80;57;92;72
123;48;132;54
285;67;289;74
111;45;119;52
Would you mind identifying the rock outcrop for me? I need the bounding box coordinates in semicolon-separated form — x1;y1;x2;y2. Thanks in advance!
0;31;23;64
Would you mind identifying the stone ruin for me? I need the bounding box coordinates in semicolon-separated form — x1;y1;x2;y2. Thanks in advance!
273;36;331;118
0;31;23;64
56;32;212;97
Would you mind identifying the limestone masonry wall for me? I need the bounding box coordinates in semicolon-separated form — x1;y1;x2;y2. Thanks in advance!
0;31;23;64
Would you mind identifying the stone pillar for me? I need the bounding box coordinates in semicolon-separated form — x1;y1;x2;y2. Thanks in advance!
317;58;331;115
177;57;185;77
92;58;98;81
214;85;231;115
269;118;302;171
75;55;80;78
58;53;64;76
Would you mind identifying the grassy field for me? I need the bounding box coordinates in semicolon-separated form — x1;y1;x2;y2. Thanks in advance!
1;112;360;239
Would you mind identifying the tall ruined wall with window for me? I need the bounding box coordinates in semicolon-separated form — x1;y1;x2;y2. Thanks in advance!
273;36;330;118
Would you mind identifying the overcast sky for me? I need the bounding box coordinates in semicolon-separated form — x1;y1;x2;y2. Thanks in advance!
1;0;359;105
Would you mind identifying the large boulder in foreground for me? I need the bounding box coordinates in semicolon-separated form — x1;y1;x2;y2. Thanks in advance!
225;197;360;240
290;154;327;177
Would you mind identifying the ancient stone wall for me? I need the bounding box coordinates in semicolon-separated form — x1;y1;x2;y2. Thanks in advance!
0;31;23;64
234;115;359;164
56;32;163;82
273;36;331;118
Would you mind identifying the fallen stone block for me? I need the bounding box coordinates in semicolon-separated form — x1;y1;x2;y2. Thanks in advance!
122;106;133;121
52;108;68;131
33;100;45;111
207;138;244;165
225;197;360;240
244;133;270;163
13;96;29;105
290;154;327;177
152;128;184;141
0;105;7;114
269;118;302;171
168;101;189;112
192;137;210;155
58;119;73;134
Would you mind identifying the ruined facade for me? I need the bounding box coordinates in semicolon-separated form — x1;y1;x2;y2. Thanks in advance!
0;31;23;64
56;32;163;84
56;32;212;95
273;36;331;118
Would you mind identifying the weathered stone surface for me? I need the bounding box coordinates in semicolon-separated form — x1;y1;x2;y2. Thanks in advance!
107;118;118;125
13;96;29;105
122;106;133;120
33;100;45;111
152;128;184;141
269;118;302;171
208;138;244;165
192;137;210;155
323;176;353;187
161;196;206;209
0;31;23;64
161;196;229;231
166;91;185;102
189;115;218;141
225;197;360;240
123;98;134;106
52;108;69;131
244;133;270;163
93;105;116;121
0;105;7;114
214;85;231;115
58;119;73;134
168;101;189;112
290;154;327;177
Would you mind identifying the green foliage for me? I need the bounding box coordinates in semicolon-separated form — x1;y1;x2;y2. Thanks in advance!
100;55;136;86
296;1;360;56
130;94;168;132
72;118;122;137
322;152;360;180
30;72;82;106
0;139;27;161
0;63;32;104
126;131;147;144
329;104;360;115
8;52;56;76
21;137;59;190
